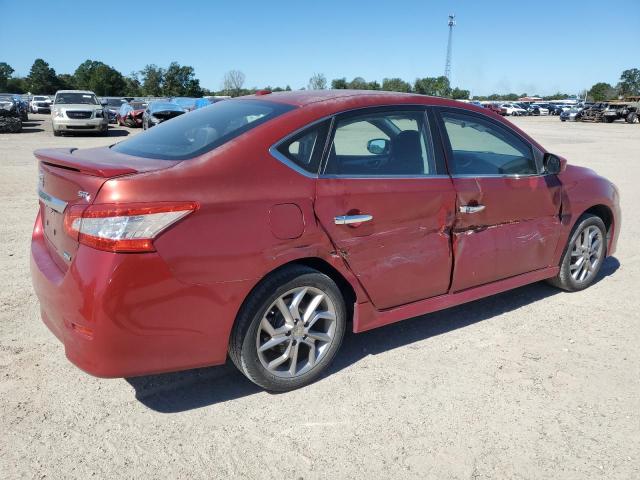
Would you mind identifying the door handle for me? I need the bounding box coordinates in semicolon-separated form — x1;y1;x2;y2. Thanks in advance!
334;214;373;225
459;205;486;214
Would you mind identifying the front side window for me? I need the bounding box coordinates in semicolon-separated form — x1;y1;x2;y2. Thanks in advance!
112;99;295;160
324;110;435;176
441;111;537;176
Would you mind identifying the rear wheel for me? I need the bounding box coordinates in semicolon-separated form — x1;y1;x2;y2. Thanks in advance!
229;265;346;391
548;214;607;291
626;112;638;124
52;125;61;137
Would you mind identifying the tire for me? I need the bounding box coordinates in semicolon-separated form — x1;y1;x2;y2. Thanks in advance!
548;214;607;292
626;112;638;124
560;118;566;122
52;126;61;137
229;265;346;391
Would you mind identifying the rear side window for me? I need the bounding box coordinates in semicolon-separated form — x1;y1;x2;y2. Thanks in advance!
112;99;295;160
441;111;537;176
274;121;330;174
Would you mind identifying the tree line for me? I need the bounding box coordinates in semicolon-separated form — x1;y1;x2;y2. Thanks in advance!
0;59;638;102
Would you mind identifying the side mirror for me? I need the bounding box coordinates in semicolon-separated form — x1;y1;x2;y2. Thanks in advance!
543;153;567;174
367;138;390;155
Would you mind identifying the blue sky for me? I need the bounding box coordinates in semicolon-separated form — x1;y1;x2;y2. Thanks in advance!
1;0;638;95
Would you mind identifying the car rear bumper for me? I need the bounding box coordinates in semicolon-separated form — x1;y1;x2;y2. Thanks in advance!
30;210;253;378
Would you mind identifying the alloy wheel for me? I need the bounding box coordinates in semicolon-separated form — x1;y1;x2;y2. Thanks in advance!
569;225;604;282
256;286;337;378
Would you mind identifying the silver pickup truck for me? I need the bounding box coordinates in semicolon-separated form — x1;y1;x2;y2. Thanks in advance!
51;90;108;136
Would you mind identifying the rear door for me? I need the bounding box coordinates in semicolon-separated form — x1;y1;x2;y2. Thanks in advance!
314;107;456;310
435;108;562;292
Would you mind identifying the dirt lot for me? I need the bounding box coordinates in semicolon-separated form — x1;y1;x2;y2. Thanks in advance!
1;114;639;479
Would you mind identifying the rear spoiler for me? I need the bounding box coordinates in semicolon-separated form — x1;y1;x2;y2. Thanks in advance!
34;147;180;178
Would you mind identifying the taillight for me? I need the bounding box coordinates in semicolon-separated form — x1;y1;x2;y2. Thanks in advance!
64;202;198;252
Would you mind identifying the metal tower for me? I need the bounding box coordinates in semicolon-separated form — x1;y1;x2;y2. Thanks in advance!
444;14;456;82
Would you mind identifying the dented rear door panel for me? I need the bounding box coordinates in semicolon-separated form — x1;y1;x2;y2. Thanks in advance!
315;177;456;310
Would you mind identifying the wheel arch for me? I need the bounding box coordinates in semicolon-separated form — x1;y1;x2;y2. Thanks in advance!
229;256;360;345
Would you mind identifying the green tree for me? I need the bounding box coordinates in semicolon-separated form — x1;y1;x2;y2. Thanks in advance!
56;73;75;90
308;73;327;90
450;87;470;100
162;62;203;96
348;77;368;89
414;76;451;97
28;58;59;94
123;72;142;96
140;64;164;96
331;78;348;89
0;62;14;91
6;77;28;93
588;82;615;101
72;60;126;95
618;68;640;96
382;77;412;93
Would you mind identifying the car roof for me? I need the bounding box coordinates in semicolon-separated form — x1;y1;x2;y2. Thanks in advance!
55;90;96;94
245;89;465;108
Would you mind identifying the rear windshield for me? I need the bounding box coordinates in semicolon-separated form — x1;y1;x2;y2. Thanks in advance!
112;99;295;160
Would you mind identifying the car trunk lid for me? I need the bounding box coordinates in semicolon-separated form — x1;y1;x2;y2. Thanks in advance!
35;147;180;269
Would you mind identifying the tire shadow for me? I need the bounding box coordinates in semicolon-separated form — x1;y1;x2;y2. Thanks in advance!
126;256;620;413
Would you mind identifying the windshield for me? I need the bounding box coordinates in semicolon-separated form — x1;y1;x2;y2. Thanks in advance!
55;93;99;105
112;99;295;160
105;98;126;107
33;96;48;101
0;95;13;102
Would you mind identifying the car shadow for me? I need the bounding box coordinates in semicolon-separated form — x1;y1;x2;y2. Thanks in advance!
126;256;620;413
107;129;130;137
20;128;45;133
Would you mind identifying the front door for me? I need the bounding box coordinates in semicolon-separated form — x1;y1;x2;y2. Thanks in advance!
436;108;562;292
314;107;456;310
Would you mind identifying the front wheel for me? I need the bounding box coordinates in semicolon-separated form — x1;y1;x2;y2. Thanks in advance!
548;214;607;292
229;266;346;391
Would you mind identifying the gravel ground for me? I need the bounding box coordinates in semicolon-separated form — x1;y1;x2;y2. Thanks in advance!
1;114;639;479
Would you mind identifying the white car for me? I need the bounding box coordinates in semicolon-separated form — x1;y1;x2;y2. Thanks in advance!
530;104;550;115
30;95;52;113
501;104;527;116
51;90;108;136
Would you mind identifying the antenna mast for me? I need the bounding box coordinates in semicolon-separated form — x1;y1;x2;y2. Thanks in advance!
444;14;456;82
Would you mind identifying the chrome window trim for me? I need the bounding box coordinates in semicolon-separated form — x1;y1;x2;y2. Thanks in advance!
435;105;547;176
268;145;318;179
38;188;67;213
268;116;334;178
319;174;451;180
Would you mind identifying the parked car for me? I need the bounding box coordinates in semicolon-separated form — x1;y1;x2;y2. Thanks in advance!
0;94;23;132
1;93;29;121
101;97;127;124
501;104;527;116
30;95;52;113
51;90;108;136
601;101;640;123
547;104;566;115
142;101;185;129
117;101;147;127
529;104;550;116
171;97;200;112
484;103;505;115
560;107;583;122
31;91;621;391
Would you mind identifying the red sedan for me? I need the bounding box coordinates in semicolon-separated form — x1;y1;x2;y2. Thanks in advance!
31;91;621;391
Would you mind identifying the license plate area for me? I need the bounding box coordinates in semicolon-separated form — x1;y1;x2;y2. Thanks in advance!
43;206;63;249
